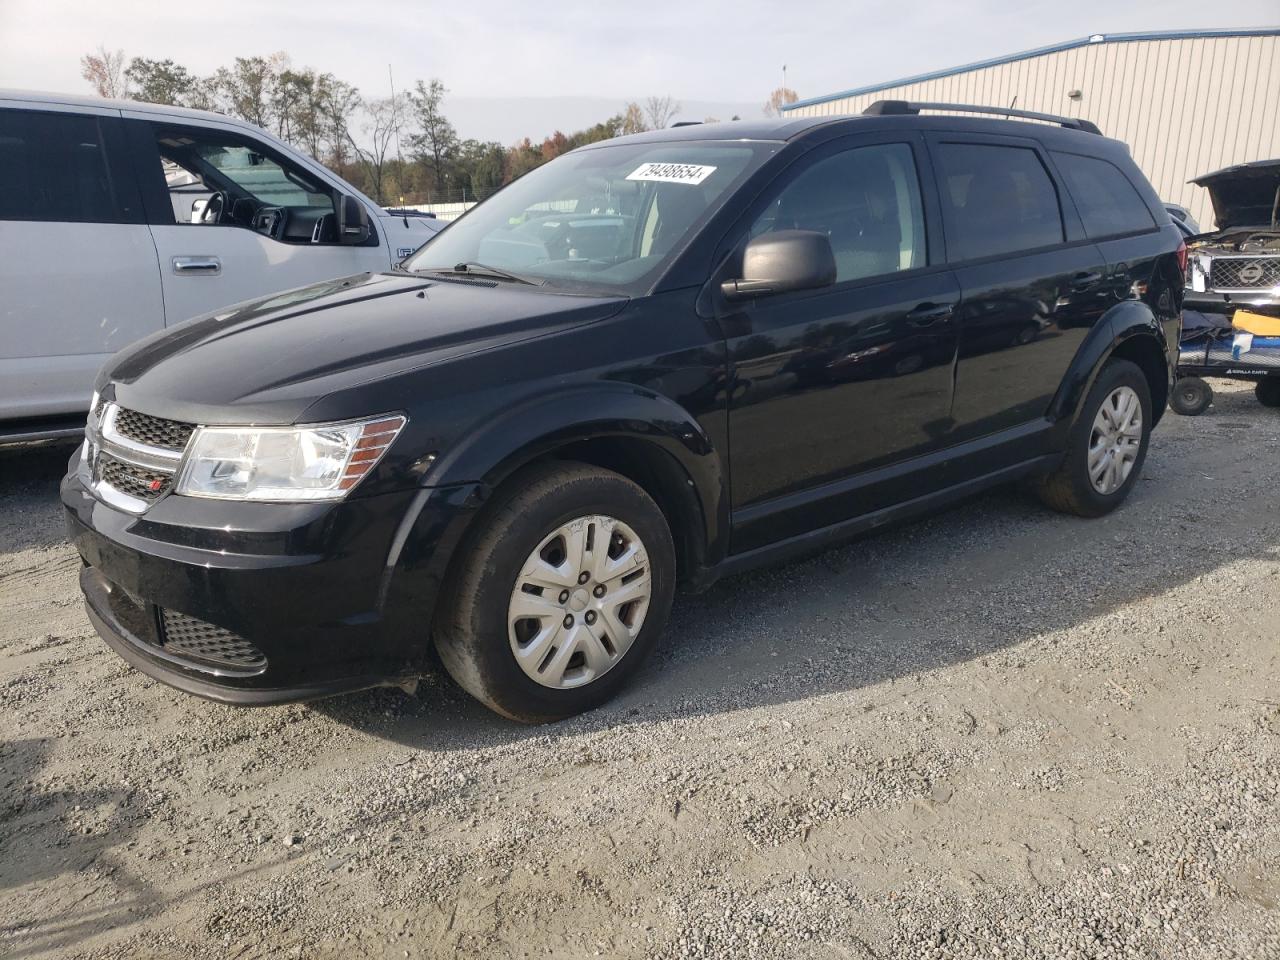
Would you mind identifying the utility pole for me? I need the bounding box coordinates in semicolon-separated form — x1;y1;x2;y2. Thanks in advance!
782;64;788;90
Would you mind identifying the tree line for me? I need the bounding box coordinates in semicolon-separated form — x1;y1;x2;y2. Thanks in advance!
81;47;797;207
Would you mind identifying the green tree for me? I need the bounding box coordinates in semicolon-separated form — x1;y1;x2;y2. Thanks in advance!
454;139;507;200
124;57;198;106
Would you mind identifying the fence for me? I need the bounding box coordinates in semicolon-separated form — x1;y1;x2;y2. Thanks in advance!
389;201;477;222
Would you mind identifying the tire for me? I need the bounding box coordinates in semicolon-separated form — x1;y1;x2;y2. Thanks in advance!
1170;376;1212;416
1256;379;1280;408
433;461;675;723
1037;358;1152;518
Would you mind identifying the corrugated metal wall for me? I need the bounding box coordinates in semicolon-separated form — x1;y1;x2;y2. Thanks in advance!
786;34;1280;230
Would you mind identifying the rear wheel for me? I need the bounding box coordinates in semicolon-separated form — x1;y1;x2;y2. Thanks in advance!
433;461;675;723
1170;376;1212;416
1037;358;1151;518
1256;379;1280;408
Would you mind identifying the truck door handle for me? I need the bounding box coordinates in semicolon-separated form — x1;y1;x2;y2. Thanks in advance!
1071;271;1103;290
905;302;955;326
172;256;221;276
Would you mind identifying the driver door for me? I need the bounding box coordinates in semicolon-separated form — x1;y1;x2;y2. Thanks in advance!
123;115;388;325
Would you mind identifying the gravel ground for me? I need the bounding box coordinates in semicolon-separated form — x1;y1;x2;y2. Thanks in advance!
1;382;1278;960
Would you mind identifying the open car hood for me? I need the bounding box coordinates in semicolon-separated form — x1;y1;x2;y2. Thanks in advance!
1192;159;1280;230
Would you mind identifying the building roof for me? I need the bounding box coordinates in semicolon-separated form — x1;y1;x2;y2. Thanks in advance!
783;27;1280;112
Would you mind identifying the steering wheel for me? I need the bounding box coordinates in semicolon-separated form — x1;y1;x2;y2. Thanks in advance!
200;190;229;224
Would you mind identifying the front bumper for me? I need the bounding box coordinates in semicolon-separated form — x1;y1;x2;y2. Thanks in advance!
62;467;480;705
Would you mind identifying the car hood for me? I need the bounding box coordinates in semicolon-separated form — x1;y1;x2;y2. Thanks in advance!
1192;159;1280;230
106;272;626;424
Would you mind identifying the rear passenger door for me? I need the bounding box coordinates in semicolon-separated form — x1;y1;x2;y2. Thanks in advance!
0;103;164;422
928;135;1110;445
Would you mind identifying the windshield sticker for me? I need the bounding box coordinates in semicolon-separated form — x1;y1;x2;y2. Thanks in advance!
626;162;718;186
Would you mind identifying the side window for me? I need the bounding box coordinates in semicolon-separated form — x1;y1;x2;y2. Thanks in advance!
1052;151;1157;238
145;124;337;240
0;110;133;223
751;143;927;283
935;143;1064;261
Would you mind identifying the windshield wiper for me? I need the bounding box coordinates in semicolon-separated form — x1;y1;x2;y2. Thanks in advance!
418;261;542;285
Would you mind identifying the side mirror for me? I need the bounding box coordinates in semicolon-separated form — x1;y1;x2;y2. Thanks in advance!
337;194;372;245
721;229;836;301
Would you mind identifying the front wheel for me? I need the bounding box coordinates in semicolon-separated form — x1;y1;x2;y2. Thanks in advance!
433;462;675;723
1037;358;1152;518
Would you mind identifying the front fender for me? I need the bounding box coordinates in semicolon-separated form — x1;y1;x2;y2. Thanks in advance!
426;383;728;569
1048;300;1168;425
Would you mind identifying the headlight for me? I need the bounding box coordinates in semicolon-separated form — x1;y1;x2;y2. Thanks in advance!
174;415;405;502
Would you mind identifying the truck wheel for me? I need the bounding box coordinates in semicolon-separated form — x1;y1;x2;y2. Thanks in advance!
1037;358;1152;518
1256;379;1280;408
433;461;675;723
1170;376;1212;416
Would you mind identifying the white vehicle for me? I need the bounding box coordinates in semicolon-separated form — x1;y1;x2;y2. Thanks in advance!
0;90;444;443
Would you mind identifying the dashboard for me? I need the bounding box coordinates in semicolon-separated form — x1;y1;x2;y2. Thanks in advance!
250;205;338;244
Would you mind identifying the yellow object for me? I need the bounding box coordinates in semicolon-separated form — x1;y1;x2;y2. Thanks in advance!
1232;310;1280;337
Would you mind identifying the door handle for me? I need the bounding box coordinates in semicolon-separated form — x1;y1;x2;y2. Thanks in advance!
1070;271;1103;290
171;256;221;276
905;302;955;326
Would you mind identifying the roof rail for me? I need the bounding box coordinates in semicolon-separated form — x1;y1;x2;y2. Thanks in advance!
863;100;1102;135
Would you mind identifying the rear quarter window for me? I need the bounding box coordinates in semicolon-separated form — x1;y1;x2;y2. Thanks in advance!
1052;151;1157;238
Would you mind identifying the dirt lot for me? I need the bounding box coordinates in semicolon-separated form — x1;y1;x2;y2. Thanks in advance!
1;382;1278;960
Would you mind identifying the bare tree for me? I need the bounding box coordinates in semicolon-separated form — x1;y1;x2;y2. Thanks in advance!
347;94;405;203
80;45;128;98
620;102;648;136
763;87;799;117
644;95;680;130
407;79;458;195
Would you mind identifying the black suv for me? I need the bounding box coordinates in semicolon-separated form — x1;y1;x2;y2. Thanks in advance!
63;102;1183;722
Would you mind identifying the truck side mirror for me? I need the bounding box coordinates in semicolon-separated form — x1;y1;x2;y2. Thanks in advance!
337;195;372;245
721;230;837;300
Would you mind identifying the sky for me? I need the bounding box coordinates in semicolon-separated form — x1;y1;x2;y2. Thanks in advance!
0;0;1276;142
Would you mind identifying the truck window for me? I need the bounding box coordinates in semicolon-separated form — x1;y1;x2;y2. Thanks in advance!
0;110;135;223
142;123;338;242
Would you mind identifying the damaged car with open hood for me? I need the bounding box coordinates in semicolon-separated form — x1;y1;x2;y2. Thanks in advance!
1173;159;1280;414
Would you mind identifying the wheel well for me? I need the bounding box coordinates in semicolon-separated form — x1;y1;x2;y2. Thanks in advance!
1110;335;1169;426
553;438;707;584
483;437;708;586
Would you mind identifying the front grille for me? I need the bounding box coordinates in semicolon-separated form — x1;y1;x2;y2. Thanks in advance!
1209;257;1280;290
98;451;171;501
159;609;267;670
112;408;195;451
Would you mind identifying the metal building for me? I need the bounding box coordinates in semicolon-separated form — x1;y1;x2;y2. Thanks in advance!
783;28;1280;229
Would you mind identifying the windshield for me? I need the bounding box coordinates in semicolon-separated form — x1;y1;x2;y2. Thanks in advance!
404;140;772;295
